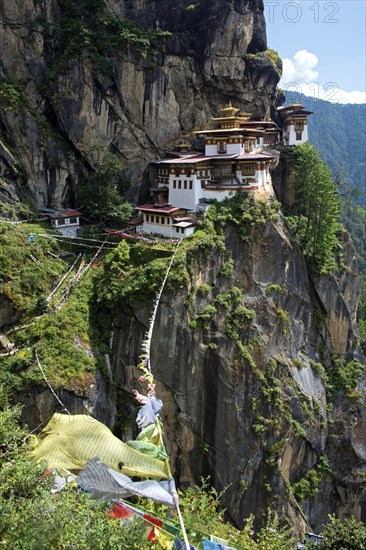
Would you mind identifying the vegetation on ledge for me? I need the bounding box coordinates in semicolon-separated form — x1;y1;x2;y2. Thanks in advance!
50;0;172;77
284;143;341;274
0;221;65;312
0;222;110;395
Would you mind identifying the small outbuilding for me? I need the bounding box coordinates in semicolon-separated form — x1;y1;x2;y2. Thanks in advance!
39;208;82;238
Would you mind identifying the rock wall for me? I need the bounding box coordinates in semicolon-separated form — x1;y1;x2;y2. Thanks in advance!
0;0;281;209
111;215;365;535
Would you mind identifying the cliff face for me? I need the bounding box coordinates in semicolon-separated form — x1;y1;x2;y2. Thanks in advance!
0;0;280;208
110;215;365;535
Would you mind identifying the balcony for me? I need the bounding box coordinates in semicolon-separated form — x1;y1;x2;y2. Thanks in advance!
203;175;244;188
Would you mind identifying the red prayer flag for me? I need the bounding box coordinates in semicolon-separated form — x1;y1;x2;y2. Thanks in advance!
147;526;159;542
109;502;135;520
144;514;163;528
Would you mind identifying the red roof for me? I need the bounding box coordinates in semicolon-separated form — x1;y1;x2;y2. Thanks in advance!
278;105;313;116
136;204;184;214
48;209;82;219
154;155;209;165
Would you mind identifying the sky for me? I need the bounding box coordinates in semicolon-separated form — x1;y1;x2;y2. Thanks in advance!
264;0;366;103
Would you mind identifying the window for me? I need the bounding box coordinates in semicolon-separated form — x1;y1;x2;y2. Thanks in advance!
178;181;182;189
242;163;256;176
58;218;65;225
70;217;77;223
296;132;302;141
146;214;150;222
161;217;165;224
189;181;193;190
173;180;177;189
217;141;227;153
176;227;180;233
155;216;159;223
184;181;187;189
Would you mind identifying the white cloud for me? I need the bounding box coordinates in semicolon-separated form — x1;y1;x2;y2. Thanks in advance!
280;50;319;84
279;50;366;104
297;84;366;104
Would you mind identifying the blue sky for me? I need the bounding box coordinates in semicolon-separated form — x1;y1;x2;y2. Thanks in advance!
265;0;366;103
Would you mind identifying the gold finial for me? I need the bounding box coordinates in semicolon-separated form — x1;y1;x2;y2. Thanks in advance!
220;102;240;117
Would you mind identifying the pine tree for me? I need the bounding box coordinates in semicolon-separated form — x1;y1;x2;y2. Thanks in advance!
77;146;132;226
289;143;340;274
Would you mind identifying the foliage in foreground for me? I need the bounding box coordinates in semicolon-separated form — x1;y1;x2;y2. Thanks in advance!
0;404;298;549
307;515;366;550
1;405;365;549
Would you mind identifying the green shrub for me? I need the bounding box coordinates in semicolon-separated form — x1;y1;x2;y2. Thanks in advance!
265;283;287;295
292;455;332;503
205;193;280;241
197;283;211;295
195;304;217;326
326;356;364;398
220;257;234;275
309;515;366;549
0;221;65;311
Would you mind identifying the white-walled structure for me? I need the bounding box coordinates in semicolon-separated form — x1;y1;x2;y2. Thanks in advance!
136;102;311;238
39;208;82;238
136;204;195;238
277;103;312;146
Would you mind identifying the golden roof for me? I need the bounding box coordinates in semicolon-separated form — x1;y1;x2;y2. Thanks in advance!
211;102;252;126
220;101;240;117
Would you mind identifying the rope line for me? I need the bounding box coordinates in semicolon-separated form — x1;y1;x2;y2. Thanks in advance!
46;253;82;302
35;351;71;415
139;239;183;371
36;233;117;250
0;216;48;224
38;229;118;246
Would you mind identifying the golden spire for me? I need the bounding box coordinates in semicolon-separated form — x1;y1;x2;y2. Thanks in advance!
220;102;240;117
